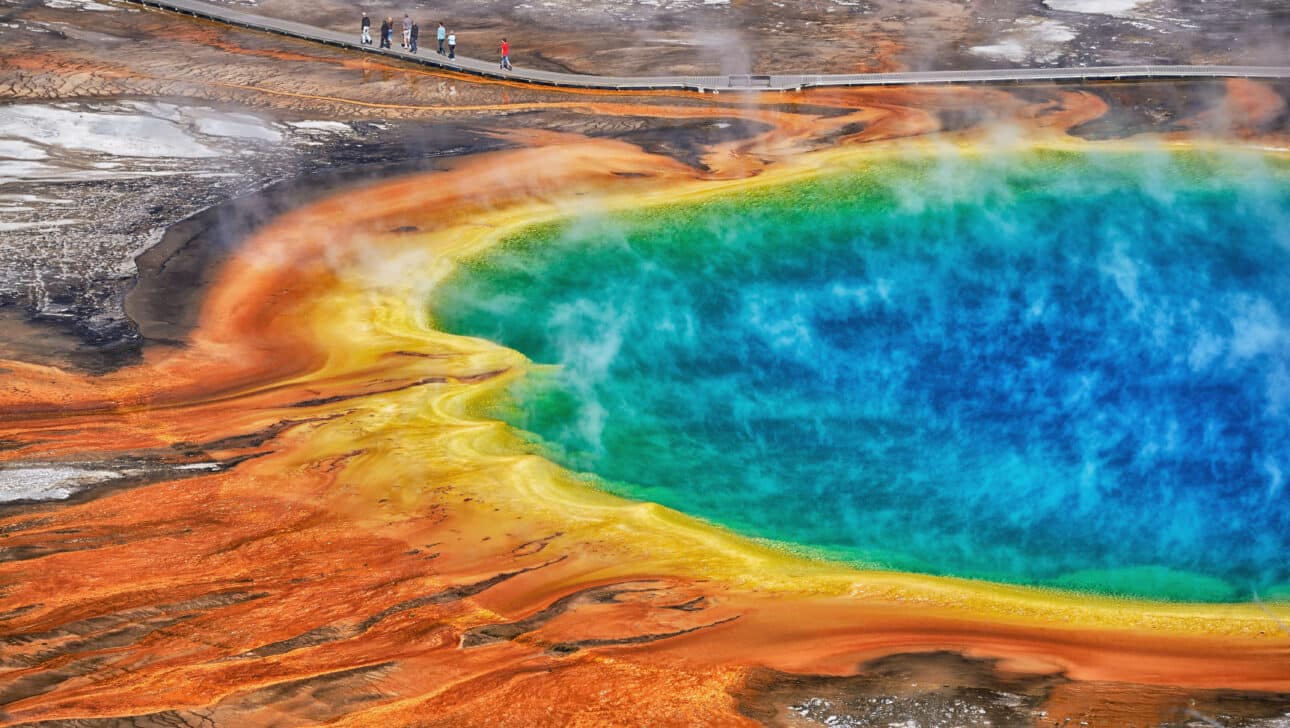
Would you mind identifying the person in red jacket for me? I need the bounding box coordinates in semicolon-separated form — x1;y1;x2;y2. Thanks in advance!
500;38;512;70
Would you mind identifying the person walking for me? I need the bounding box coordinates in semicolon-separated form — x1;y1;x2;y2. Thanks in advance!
401;14;412;49
436;22;446;55
499;37;512;70
409;20;419;53
447;29;456;59
360;12;371;45
379;17;392;48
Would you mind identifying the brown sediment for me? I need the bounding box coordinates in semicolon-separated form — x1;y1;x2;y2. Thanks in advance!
1181;77;1290;137
2;21;1290;726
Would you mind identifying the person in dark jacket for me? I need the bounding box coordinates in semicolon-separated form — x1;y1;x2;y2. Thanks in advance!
380;17;392;48
360;12;371;45
409;21;419;53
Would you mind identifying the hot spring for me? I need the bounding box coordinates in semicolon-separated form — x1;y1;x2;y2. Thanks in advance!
430;148;1290;602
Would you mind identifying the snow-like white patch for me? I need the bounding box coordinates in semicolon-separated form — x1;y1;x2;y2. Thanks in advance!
175;462;222;471
0;102;293;185
971;39;1029;63
0;160;57;184
43;0;118;11
0;102;286;162
121;101;283;142
1044;0;1144;17
0;139;48;160
0;219;85;231
123;100;182;122
287;120;353;133
0;466;121;502
0;104;220;158
193;114;283;142
971;18;1075;63
0;194;73;204
0;462;221;502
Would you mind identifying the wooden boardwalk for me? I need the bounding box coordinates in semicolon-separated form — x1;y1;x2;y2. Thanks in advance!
123;0;1290;93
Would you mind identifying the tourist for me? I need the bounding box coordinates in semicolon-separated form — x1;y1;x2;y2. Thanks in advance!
437;22;446;55
409;20;419;53
380;17;392;48
360;12;371;45
401;14;411;49
499;37;512;70
447;29;456;59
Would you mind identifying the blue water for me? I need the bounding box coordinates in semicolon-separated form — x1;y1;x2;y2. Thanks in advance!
431;150;1290;601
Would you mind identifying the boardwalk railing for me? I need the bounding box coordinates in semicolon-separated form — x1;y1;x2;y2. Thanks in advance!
122;0;1290;93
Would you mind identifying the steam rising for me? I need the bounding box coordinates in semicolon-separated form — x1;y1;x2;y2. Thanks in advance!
431;145;1290;602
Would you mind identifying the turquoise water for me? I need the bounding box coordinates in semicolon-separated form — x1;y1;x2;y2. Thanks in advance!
431;150;1290;602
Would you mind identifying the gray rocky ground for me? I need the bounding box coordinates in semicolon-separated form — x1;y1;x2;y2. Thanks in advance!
0;97;479;370
739;652;1290;728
